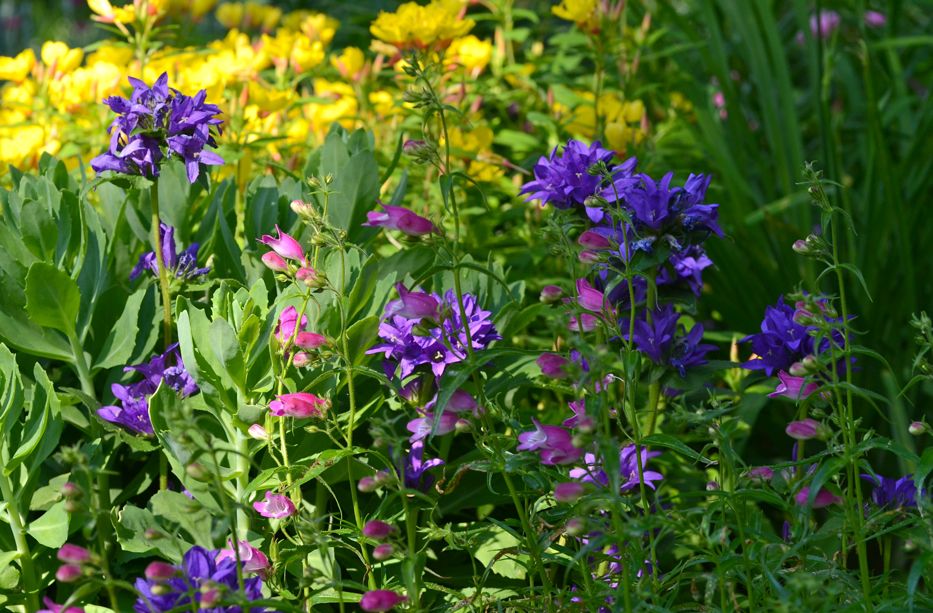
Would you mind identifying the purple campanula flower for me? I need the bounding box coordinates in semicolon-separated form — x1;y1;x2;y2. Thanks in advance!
741;297;815;376
569;445;663;492
402;441;444;491
130;223;209;282
666;245;713;296
860;474;920;509
630;305;715;376
132;546;267;613
91;73;223;182
368;288;499;381
364;204;436;236
97;343;198;436
520;139;616;209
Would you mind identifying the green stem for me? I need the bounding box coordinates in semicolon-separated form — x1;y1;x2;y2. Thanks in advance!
234;427;250;540
401;497;421;609
150;182;173;351
0;471;39;612
68;331;96;400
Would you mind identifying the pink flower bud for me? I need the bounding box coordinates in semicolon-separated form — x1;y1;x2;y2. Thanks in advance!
258;225;305;262
554;482;585;503
785;418;826;441
575;279;606;312
539;285;563;304
56;564;82;583
795;486;842;508
296;267;318;286
909;421;926;436
364;204;436;236
769;371;819;400
745;466;774;482
145;561;178;582
291;352;311;367
454;418;471;433
568;313;598;333
61;482;81;499
200;583;221;607
389;283;439;319
295;331;327;350
372;543;395;560
362;520;396;540
578;249;600;264
57;544;91;565
248;424;270;441
357;476;379;492
578;229;611;250
253;491;296;518
564;517;586;536
864;10;886;28
261;251;289;272
360;590;408;612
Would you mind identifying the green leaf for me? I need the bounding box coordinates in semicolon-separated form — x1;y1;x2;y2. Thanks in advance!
93;288;146;371
114;504;189;561
916;447;933;503
25;262;80;336
344;316;379;366
26;501;69;548
472;524;526;580
0;312;73;362
641;434;716;466
150;490;214;549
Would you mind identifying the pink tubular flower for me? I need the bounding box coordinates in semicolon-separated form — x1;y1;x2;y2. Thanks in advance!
57;544;91;565
769;371;818;400
216;540;270;576
275;306;308;345
517;418;582;465
745;466;774;482
295;331;327;350
578;229;612;250
389;283;439;319
362;520;396;540
407;412;458;442
785;418;825;441
38;597;85;613
537;353;569;379
795;486;843;508
144;561;179;582
269;392;328;418
261;251;289;272
810;10;841;39
364;204;436;236
568;312;598;333
360;590;408;612
253;491;297;518
258;225;305;262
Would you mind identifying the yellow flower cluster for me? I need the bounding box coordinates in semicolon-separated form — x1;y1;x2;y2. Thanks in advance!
370;0;474;49
0;0;502;180
557;91;648;154
552;0;598;30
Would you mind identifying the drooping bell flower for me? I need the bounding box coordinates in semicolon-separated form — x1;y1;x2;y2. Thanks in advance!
769;371;819;400
364;204;436;236
259;225;305;263
268;392;329;418
252;491;296;519
215;540;270;576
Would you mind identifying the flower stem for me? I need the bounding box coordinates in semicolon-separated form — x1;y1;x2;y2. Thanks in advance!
150;182;173;351
0;471;38;612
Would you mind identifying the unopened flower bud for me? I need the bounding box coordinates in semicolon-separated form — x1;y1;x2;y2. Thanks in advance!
261;252;289;272
539;285;563;304
145;561;179;582
565;517;586;536
745;466;774;482
372;543;395;560
554;482;585;503
248;424;270;441
454;418;471;434
296;267;318;286
291;199;313;216
578;250;600;264
64;499;83;513
578;229;611;250
61;482;82;500
200;584;221;608
706;481;720;491
292;352;311;367
792;239;808;254
362;520;396;540
56;564;82;583
785;418;828;441
57;544;91;565
357;476;379;493
909;421;926;436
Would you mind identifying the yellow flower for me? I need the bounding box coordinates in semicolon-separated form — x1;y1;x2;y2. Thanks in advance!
306;79;358;134
41;41;84;76
445;35;493;74
162;0;218;20
0;49;36;82
370;0;473;48
297;13;339;45
552;0;598;28
330;47;365;79
290;36;325;72
247;81;294;112
368;90;399;117
215;2;244;28
87;43;134;68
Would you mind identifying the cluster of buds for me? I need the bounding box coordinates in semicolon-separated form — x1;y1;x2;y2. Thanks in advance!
55;544;96;583
61;481;83;513
362;520;399;561
274;306;330;368
357;469;395;493
792;233;829;259
258;225;326;290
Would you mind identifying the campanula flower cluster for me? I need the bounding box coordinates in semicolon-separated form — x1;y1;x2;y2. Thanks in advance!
130;223;210;282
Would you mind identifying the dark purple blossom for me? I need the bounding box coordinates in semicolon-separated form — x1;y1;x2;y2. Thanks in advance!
860;474;920;509
741;297;815;376
91;73;223;183
402;441;444;491
130;223;209;281
630;305;715;376
97;344;198;435
368;288;500;380
133;546;268;613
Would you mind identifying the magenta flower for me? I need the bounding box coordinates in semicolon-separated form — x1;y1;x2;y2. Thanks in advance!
253;491;297;518
745;466;774;482
578;229;612;250
537;353;570;379
795;486;842;508
215;540;269;576
364;204;436;236
57;544;91;564
259;225;305;262
540;285;563;303
864;10;886;28
55;564;82;583
576;278;608;312
517;419;582;465
362;520;396;540
360;590;408;612
295;331;327;350
407;412;458;442
275;306;308;345
810;10;841;38
568;312;599;333
38;597;85;613
373;543;395;560
785;418;825;441
769;371;818;400
388;283;440;319
144;561;179;582
269;392;328;418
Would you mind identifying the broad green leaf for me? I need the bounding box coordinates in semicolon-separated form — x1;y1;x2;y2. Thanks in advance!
150;490;214;548
114;504;188;561
93;288;146;371
26;501;69;548
25;262;80;336
0;312;72;362
472;524;526;580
